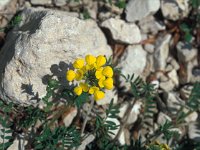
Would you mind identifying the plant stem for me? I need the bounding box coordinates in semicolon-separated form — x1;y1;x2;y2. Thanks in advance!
81;98;94;136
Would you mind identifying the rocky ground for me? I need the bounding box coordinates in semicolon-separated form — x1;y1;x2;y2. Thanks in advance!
0;0;200;149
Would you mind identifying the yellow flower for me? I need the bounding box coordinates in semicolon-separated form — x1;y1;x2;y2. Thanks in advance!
74;86;82;96
85;55;96;65
75;70;84;81
95;67;104;79
102;66;113;78
80;82;89;92
89;86;99;94
96;55;106;68
73;58;84;69
85;64;95;70
94;90;105;101
103;78;113;90
66;70;76;81
98;76;106;88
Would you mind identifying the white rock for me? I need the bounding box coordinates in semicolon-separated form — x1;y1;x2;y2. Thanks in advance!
185;111;198;123
188;122;200;141
118;45;147;89
154;34;171;70
161;0;190;21
96;89;118;106
0;8;112;104
177;41;198;62
169;57;180;70
163;92;184;114
160;80;175;92
106;117;120;139
118;130;126;145
167;69;179;86
53;0;67;6
118;102;128;118
144;43;155;53
180;85;193;100
77;134;95;150
101;18;141;44
31;0;52;5
125;0;160;22
150;80;159;90
7;139;19;150
62;107;77;127
127;101;142;124
157;112;172;125
139;16;165;34
0;0;10;10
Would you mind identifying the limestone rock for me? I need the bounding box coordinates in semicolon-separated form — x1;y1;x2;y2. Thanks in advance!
30;0;52;5
101;18;141;44
167;69;179;86
139;16;165;34
188;122;200;142
125;0;160;22
127;101;142;124
62;107;77;127
161;0;190;21
177;41;198;63
160;80;175;92
154;34;171;70
118;45;147;90
0;0;10;10
53;0;67;6
157;112;172;125
77;134;95;150
0;8;112;104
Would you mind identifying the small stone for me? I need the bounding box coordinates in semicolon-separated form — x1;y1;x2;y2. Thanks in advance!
150;80;159;90
165;64;174;72
101;18;141;44
170;57;180;70
96;89;118;106
118;102;129;118
177;42;197;63
125;0;160;22
160;80;175;92
144;43;155;53
53;0;67;6
185;111;198;123
180;85;193;100
161;0;190;21
167;69;179;86
31;0;52;5
127;101;142;124
188;122;200;141
0;0;10;10
118;45;147;90
157;112;172;125
139;16;165;34
62;107;77;127
118;129;130;145
77;134;95;150
154;34;171;70
163;92;184;114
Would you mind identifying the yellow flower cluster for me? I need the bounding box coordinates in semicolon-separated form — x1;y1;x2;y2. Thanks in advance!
148;141;171;150
66;55;114;101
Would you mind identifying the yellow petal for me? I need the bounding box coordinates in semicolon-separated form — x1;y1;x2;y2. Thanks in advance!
95;67;104;79
74;86;82;96
98;76;106;88
73;58;84;69
75;70;84;81
96;55;106;68
66;70;76;81
94;90;105;101
80;82;89;92
102;66;113;78
89;86;99;94
103;78;113;90
85;55;96;65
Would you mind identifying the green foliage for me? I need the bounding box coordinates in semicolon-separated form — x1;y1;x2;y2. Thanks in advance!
190;0;200;8
82;9;91;20
75;92;89;109
34;126;81;149
186;82;200;111
158;121;180;142
0;15;22;32
179;23;193;42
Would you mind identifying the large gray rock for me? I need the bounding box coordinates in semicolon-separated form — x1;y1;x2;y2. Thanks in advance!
101;18;141;44
0;8;112;104
125;0;160;22
0;0;10;10
30;0;52;5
